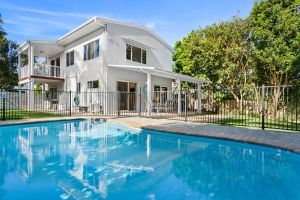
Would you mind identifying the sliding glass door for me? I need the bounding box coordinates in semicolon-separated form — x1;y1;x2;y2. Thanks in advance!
117;81;137;110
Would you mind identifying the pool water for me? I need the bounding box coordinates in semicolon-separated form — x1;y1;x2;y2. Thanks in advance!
0;120;300;200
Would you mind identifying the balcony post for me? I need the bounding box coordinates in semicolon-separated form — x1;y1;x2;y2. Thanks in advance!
17;54;21;76
27;45;31;76
30;45;34;76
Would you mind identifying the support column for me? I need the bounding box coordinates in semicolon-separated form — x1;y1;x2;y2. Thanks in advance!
177;80;181;115
197;83;202;113
27;80;34;111
147;73;152;117
30;45;34;76
27;45;31;76
17;54;21;77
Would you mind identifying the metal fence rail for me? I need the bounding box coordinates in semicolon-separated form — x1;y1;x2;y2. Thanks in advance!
0;85;299;131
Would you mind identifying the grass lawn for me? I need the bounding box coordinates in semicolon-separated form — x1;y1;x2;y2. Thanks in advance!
0;110;65;120
214;117;299;131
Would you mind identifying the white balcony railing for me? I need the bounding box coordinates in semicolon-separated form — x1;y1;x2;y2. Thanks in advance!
19;65;29;79
19;64;63;79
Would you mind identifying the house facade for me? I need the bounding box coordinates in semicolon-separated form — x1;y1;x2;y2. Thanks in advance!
17;17;208;115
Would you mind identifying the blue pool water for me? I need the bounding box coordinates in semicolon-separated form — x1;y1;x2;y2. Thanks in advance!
0;120;300;200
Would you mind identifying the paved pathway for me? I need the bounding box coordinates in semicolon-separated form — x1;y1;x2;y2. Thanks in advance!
115;117;300;154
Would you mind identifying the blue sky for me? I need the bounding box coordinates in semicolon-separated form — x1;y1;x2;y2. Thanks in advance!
0;0;254;46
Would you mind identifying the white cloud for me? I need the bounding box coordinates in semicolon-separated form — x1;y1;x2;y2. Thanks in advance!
16;16;75;29
0;2;94;19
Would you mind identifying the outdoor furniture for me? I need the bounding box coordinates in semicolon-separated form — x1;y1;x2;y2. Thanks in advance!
79;106;88;113
153;100;174;113
91;104;103;114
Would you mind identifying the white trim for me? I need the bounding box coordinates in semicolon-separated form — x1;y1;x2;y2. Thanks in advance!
57;17;105;44
108;64;210;85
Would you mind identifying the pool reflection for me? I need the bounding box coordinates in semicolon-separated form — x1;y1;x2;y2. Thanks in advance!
0;120;300;200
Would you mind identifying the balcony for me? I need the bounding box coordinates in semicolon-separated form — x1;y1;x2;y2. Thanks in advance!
19;64;64;80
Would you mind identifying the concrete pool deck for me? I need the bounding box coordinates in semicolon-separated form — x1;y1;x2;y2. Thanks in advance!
0;116;299;154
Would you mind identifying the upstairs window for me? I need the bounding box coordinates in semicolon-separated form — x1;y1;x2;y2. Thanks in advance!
66;51;74;66
87;80;99;89
84;40;100;61
126;44;146;64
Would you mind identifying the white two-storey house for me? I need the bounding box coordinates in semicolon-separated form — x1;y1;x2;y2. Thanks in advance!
17;17;208;115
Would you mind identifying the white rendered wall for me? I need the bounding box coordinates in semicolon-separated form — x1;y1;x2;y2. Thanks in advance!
106;23;173;72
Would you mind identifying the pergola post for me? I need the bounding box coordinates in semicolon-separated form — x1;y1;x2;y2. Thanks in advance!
197;83;202;113
147;73;152;117
177;79;181;115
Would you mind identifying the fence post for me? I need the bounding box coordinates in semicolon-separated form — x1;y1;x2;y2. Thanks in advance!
2;91;6;121
184;91;187;122
69;90;72;117
139;87;142;117
117;91;120;117
261;84;265;130
296;86;299;131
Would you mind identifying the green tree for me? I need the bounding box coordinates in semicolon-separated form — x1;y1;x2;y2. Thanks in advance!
250;0;300;118
0;14;18;90
250;0;300;86
173;17;255;108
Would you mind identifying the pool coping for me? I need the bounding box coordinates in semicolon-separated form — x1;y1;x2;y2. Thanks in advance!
114;118;300;154
1;116;300;154
0;116;117;126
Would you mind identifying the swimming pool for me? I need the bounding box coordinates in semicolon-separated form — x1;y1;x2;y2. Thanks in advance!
0;120;299;200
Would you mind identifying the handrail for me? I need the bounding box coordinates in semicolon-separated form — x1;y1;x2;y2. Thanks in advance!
19;64;63;79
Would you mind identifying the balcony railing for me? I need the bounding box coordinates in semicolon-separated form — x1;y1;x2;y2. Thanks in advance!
19;64;63;79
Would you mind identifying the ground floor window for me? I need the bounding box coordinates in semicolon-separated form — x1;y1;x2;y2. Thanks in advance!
154;85;168;104
87;80;99;89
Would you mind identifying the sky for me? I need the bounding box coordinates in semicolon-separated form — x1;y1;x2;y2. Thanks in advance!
0;0;254;46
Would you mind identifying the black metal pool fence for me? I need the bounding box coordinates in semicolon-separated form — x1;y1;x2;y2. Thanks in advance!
0;85;299;131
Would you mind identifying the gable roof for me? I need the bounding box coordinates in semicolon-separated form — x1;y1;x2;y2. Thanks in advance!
57;16;174;52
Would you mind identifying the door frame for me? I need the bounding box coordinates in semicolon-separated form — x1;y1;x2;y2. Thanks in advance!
117;80;139;111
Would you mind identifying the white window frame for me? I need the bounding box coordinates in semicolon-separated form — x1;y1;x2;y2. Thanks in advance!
84;39;100;61
126;43;147;64
66;50;74;67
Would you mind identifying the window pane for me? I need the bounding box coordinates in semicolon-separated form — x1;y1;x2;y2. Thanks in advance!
70;51;74;65
84;45;88;61
66;53;69;66
95;40;100;57
56;57;60;67
142;50;146;64
76;83;81;93
88;42;95;60
93;81;99;88
132;46;141;63
88;81;92;88
126;44;131;60
154;85;160;91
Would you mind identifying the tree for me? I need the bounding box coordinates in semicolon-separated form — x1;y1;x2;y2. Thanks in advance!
173;17;255;109
250;0;300;118
0;14;18;90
